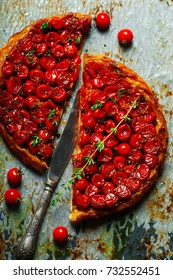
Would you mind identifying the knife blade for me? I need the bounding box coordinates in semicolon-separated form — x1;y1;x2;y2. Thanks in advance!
16;93;80;260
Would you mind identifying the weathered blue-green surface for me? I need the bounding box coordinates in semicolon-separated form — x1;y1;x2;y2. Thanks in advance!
0;0;173;260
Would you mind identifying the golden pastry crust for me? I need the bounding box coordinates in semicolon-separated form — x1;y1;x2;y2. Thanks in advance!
0;13;91;172
70;54;168;222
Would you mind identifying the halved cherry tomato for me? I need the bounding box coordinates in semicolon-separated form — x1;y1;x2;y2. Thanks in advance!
51;86;67;102
44;68;58;85
13;131;29;146
25;95;39;110
53;226;68;243
133;163;150;181
36;84;51;100
49;17;65;30
113;156;126;170
85;184;100;196
40;56;56;70
98;147;113;163
144;153;158;168
17;65;29;79
115;184;131;199
75;193;90;209
75;178;89;192
9;48;24;64
29;68;44;84
30;29;44;43
23;53;39;68
64;44;78;58
7;167;23;185
6;76;22;95
116;143;131;157
100;163;115;179
40;145;53;159
91;173;105;187
4;189;21;204
2;61;14;78
52;44;65;58
102;182;115;194
19;37;33;51
44;32;60;48
112;171;127;186
90;132;103;146
116;123;132;141
78;130;91;146
118;29;134;45
96;12;110;29
23;80;35;95
35;42;48;56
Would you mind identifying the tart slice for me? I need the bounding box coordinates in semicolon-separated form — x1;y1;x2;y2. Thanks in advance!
0;13;91;172
69;54;168;222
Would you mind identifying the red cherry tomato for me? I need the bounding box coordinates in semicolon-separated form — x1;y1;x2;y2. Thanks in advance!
2;61;14;78
96;12;111;29
75;178;89;192
44;32;60;48
4;189;21;204
35;42;48;56
133;163;150;181
29;68;44;84
64;44;78;58
17;65;29;79
7;167;23;185
117;29;134;45
53;226;68;243
91;173;105;187
116;143;131;157
36;84;51;100
23;80;35;95
25;95;39;110
100;163;115;179
51;86;67;103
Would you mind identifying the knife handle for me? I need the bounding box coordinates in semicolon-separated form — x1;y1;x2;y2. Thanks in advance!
16;184;54;260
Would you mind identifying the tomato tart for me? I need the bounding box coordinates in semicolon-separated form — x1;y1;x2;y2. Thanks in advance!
69;54;168;222
0;13;91;172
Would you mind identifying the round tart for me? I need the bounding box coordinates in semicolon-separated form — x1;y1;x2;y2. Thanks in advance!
0;13;91;172
70;54;168;222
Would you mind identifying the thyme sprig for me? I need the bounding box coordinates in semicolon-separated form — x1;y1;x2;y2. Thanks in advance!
51;98;139;206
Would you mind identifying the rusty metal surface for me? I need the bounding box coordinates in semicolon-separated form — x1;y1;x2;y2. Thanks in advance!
0;0;173;260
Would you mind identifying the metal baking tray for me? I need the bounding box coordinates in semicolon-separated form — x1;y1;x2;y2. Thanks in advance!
0;0;173;260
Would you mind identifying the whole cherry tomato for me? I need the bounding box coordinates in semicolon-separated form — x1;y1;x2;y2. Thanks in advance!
117;29;134;45
7;167;23;185
64;44;78;58
4;189;21;204
53;226;68;243
96;12;111;29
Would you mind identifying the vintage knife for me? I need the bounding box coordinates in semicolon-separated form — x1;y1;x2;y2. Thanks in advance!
16;93;79;260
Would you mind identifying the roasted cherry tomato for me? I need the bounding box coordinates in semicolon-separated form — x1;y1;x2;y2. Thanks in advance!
117;29;134;45
96;12;111;29
4;189;21;204
53;226;68;243
7;167;23;185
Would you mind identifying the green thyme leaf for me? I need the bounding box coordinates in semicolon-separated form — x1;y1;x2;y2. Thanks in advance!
95;140;105;152
110;127;117;134
31;136;41;147
91;101;102;110
76;37;81;44
132;100;138;108
48;109;55;120
118;88;125;96
84;156;95;166
40;22;49;31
